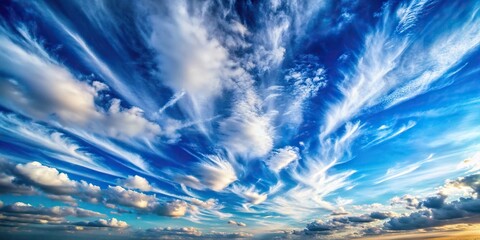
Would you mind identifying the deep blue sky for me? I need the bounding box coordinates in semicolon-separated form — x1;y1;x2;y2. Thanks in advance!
0;0;479;239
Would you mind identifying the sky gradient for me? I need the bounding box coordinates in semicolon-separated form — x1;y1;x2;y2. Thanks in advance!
0;0;480;239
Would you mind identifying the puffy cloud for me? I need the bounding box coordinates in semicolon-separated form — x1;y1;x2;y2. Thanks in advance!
0;28;160;139
151;200;188;218
75;218;128;228
369;211;397;220
306;219;344;232
14;161;101;203
385;174;480;231
421;194;447;209
298;173;480;236
0;202;105;226
118;175;152;191
16;161;77;190
390;194;421;209
347;215;375;223
265;146;299;173
104;186;156;209
0;161;35;195
384;210;436;230
0;202;104;218
2;160;190;218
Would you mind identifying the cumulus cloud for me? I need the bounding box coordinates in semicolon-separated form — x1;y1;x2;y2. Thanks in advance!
297;173;480;237
0;26;161;139
0;202;104;218
0;160;35;195
118;175;152;191
0;202;105;226
75;218;128;228
14;161;101;203
151;200;188;218
104;186;158;209
369;211;397;220
391;194;422;209
386;174;480;230
1;160;191;218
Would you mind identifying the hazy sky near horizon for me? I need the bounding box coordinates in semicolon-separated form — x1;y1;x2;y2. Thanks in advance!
0;0;479;239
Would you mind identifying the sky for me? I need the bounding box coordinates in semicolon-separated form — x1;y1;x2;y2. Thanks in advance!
0;0;479;239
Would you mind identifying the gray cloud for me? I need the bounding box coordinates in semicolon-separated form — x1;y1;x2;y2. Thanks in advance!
138;227;252;239
0;202;106;227
385;174;480;230
300;173;480;236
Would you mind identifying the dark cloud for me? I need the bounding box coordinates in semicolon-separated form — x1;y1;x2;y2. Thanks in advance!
347;215;375;223
301;174;480;236
385;174;480;231
0;201;111;228
369;211;396;220
421;194;447;209
0;160;36;195
384;210;436;230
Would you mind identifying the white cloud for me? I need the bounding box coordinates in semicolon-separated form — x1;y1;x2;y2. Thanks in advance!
321;1;480;138
15;162;102;203
189;198;217;210
118;175;152;191
396;0;435;33
105;186;156;209
282;56;327;128
78;217;129;228
152;200;188;217
0;202;106;226
16;161;77;190
178;155;237;192
375;154;434;184
0;26;161;140
364;120;416;148
218;92;274;159
231;185;268;205
0;113;118;176
265;146;299;173
144;1;231;134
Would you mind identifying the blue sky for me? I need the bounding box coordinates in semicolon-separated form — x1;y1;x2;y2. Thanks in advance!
0;0;479;239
